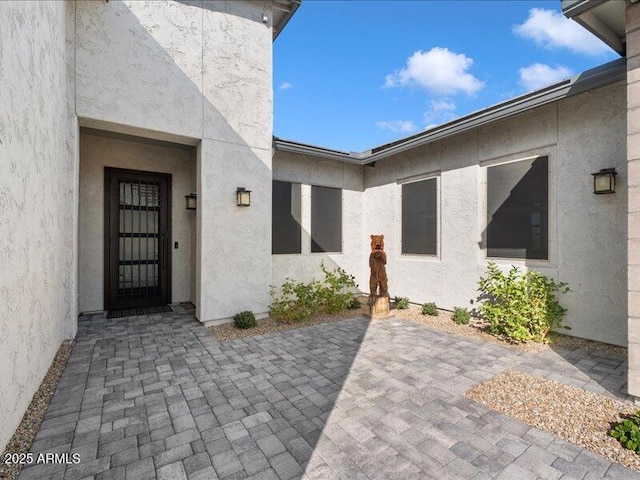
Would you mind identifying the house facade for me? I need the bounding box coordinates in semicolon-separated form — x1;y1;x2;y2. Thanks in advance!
274;61;628;347
0;0;299;452
0;0;639;453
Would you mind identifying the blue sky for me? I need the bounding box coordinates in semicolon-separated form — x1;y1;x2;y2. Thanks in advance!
273;0;619;152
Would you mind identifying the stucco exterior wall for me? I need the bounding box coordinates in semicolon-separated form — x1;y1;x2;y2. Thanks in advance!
272;152;366;291
556;83;627;345
73;0;274;323
626;1;640;398
78;133;196;312
363;82;627;346
0;1;76;451
74;0;203;139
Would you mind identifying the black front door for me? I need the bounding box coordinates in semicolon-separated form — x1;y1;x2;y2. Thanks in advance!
105;168;171;310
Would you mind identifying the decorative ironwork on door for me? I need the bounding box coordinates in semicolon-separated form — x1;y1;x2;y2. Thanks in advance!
105;169;171;310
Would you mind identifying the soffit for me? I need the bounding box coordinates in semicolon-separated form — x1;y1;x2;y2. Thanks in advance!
273;0;301;40
562;0;626;55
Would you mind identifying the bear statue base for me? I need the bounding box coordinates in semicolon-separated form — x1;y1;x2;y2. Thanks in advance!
366;295;390;319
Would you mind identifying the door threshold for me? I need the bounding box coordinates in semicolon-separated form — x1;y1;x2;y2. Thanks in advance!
106;305;173;319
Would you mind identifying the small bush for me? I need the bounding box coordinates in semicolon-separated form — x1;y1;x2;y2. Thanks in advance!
348;296;362;310
394;296;409;309
453;307;470;325
421;302;439;316
269;262;358;323
319;263;359;314
609;411;640;454
233;311;257;329
478;262;570;343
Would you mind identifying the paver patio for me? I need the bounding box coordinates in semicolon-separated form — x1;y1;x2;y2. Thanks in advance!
17;309;640;480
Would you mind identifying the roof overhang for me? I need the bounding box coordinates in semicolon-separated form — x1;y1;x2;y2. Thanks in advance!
274;59;626;165
562;0;626;55
273;0;301;40
273;138;365;164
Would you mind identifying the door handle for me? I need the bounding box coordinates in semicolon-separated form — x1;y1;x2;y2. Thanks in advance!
162;234;168;270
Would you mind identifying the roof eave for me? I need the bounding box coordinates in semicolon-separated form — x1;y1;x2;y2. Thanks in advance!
561;0;607;17
363;58;626;164
561;0;625;55
273;0;301;41
273;137;364;164
273;59;626;165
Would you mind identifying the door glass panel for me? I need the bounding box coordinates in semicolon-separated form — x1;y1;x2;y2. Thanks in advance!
117;180;161;300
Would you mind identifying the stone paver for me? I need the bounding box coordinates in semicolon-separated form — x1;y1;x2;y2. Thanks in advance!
17;308;640;479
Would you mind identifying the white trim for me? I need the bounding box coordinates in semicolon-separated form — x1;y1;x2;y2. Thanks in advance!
479;144;556;168
396;170;441;185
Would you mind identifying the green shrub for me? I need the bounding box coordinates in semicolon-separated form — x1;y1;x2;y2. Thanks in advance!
453;307;470;325
233;311;257;329
269;262;358;323
318;262;358;313
478;262;570;343
269;277;321;323
348;296;362;310
609;411;640;454
421;302;439;316
394;296;409;309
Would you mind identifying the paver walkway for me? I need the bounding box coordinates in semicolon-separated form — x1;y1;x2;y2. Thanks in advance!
18;309;640;480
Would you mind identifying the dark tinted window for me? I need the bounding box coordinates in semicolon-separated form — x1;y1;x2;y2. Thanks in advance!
402;178;437;255
311;186;342;253
486;156;548;259
272;181;301;254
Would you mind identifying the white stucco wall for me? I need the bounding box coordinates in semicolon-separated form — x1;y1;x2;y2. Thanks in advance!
361;82;627;346
0;1;76;451
556;84;627;345
272;153;366;292
78;132;196;312
73;0;274;322
197;0;273;324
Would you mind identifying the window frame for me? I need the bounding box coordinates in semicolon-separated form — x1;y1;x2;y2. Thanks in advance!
271;180;302;255
310;185;343;254
482;151;554;265
399;174;440;258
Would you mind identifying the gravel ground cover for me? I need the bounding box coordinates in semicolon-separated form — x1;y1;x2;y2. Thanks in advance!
0;342;73;480
466;369;640;472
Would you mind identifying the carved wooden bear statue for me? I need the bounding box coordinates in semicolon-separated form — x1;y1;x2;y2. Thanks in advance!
369;234;388;297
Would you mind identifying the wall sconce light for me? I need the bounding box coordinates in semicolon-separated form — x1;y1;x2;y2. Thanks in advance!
185;193;197;210
236;187;251;207
591;168;617;194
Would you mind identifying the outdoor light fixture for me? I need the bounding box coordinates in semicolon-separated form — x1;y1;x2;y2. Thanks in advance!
236;187;251;207
591;168;617;194
185;193;197;210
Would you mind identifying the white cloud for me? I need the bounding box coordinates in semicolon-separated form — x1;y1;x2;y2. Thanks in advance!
514;8;611;56
375;120;418;134
423;99;456;126
278;82;293;90
519;63;572;91
384;47;484;96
